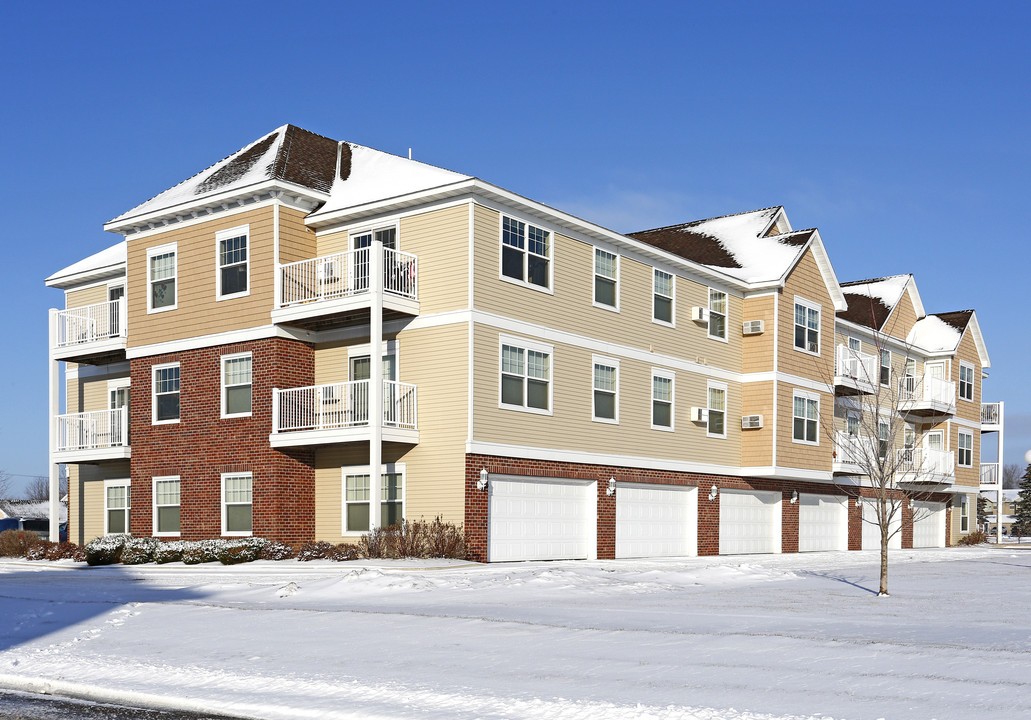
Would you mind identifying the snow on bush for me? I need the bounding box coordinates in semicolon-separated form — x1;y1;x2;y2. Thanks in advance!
85;534;130;566
328;543;360;561
121;537;160;565
296;541;333;561
259;540;296;561
154;541;186;564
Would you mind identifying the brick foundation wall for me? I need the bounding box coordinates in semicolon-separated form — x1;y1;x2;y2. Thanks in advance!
129;337;315;544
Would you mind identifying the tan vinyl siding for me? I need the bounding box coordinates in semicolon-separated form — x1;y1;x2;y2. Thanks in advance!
742;295;776;373
278;205;317;265
65;285;108;309
313;333;400;385
399;205;468;314
473;324;742;467
777;250;835;381
126;206;275;348
776;384;833;471
67;370;129;414
953;329;982;424
952;421;980;489
880;288;920;341
68;462;130;546
741;382;774;466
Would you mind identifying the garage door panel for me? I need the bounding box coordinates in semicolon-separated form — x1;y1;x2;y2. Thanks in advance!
862;499;902;550
799;494;847;552
912;501;945;548
720;489;781;555
488;478;594;562
616;484;697;558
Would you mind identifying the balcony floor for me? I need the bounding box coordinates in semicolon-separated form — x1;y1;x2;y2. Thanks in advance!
271;295;419;331
269;425;418;448
54;446;131;464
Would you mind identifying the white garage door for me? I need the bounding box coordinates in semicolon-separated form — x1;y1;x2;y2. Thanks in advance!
862;499;902;550
487;476;595;562
798;494;847;552
912;501;945;548
616;484;698;558
720;489;781;555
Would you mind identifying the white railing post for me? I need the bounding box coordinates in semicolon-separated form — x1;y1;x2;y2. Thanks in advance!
271;388;280;434
369;239;383;531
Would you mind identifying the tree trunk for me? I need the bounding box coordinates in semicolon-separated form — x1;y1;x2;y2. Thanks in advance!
880;537;889;595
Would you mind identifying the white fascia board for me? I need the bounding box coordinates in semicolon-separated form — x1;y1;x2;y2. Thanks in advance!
903;276;926;318
45;263;127;289
965;312;991;369
305;178;478;229
125;324;313;359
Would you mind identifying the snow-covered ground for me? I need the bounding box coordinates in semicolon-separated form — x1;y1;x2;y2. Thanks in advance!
0;547;1027;720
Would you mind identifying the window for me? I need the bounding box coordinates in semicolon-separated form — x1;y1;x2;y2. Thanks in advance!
152;363;180;424
222;353;252;418
880;349;892;387
592;358;618;423
104;480;130;535
499;338;552;413
222;473;253;536
959;362;975;401
594;248;618;309
708;289;727;340
216;226;249;299
960;496;970;532
147;243;177;312
792;391;819;444
958;430;973;467
707;382;726;438
793;299;820;354
653;270;674;325
878;419;890;460
352;227;397;291
905;358;916;378
846;411;860;436
153;476;181;536
651;370;674;430
501;216;550;289
343;467;404;533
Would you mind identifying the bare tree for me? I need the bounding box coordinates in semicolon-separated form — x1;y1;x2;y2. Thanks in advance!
0;469;10;501
1003;463;1022;490
23;474;67;503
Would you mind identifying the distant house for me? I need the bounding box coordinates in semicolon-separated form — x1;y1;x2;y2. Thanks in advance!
0;500;68;538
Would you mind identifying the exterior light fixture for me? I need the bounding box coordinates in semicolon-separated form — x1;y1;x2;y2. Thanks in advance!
708;485;718;501
790;490;798;504
606;478;616;496
855;496;862;508
477;468;489;491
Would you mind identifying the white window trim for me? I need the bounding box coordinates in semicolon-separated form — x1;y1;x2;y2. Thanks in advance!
959;361;975;402
498;214;554;294
347;340;400;381
652;269;676;328
221;351;253;419
957;429;974;468
349;223;399;249
221;472;253;537
151;362;181;426
215;225;251;301
103;478;131;537
706;380;728;439
152;475;181;538
792;389;820;446
960;496;970;533
146;242;178;314
592;247;620;312
340;463;406;537
793;296;821;356
880;349;892;388
498;334;554;416
591;354;620;425
651;367;675;432
707;288;729;343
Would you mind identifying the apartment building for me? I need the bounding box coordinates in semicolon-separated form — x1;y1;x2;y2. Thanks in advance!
45;124;1003;561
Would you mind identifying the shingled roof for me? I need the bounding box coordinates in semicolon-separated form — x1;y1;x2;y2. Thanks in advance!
838;275;913;330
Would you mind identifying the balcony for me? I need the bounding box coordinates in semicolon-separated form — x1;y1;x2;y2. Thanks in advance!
980;462;1000;487
54;408;130;463
833;431;875;473
834;345;878;395
271;247;419;330
896;447;955;484
269;379;418;447
981;402;1003;432
51;299;127;364
898;375;956;417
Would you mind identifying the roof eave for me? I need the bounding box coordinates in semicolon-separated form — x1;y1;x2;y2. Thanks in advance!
46;261;127;289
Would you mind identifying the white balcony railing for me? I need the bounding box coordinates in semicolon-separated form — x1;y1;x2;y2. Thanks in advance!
982;403;1001;426
835;345;878;385
273;380;417;433
278;247;418;307
897;447;955;479
980;463;1000;486
899;375;956;408
835;431;875;466
54;299;127;348
56;407;128;452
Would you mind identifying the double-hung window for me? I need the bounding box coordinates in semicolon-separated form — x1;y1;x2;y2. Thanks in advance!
960;496;970;532
959;362;975;401
958;430;973;467
653;270;674;325
651;369;674;430
343;467;404;533
501;216;550;290
222;473;253;536
500;338;552;413
707;382;727;438
880;349;892;387
793;298;820;354
216;226;249;299
147;243;177;312
792;391;819;445
152;363;180;424
153;476;181;536
877;419;890;460
104;479;130;535
592;357;618;423
708;289;727;340
222;353;252;418
594;248;618;309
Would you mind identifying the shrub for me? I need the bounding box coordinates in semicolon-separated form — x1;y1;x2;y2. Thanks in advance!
45;541;82;561
218;543;261;565
121;537;159;565
394;519;426;558
958;530;987;546
181;545;211;565
426;516;466;559
296;541;333;561
0;529;43;558
25;540;53;561
358;526;398;559
260;540;296;561
328;543;360;561
154;541;185;564
84;535;129;566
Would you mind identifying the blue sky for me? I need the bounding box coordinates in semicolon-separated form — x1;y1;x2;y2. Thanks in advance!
1;1;1026;494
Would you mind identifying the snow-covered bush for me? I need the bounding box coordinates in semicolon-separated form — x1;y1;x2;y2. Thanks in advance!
296;541;333;561
216;538;266;565
85;535;129;566
47;541;84;561
25;540;52;561
0;529;42;557
328;543;360;561
260;540;296;561
154;541;185;564
121;537;159;565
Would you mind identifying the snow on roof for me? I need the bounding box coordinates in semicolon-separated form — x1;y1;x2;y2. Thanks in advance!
309;143;471;218
0;500;67;523
841;275;910;309
45;239;126;287
907;314;962;352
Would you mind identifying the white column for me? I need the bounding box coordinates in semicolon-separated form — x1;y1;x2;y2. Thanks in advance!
47;309;61;542
997;401;1005;544
368;239;383;530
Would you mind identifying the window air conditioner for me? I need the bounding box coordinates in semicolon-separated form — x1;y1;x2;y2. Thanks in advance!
690;407;709;422
741;414;764;429
691;307;709;323
807;341;818;353
742;320;765;335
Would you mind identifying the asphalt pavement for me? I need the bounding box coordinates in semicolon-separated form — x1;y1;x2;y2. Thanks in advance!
0;691;241;720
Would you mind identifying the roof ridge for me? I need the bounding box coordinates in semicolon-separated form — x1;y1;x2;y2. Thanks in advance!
631;206;782;236
840;273;911;287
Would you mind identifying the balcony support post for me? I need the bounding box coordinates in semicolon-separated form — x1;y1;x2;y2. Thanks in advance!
369;238;383;531
48;309;61;542
997;401;1005;544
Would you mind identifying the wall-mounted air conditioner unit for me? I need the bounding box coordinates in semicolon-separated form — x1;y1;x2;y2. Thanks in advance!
741;414;764;429
690;407;709;422
691;307;709;323
742;320;764;335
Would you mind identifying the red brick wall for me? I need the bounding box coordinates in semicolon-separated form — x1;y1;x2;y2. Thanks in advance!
129;337;315;544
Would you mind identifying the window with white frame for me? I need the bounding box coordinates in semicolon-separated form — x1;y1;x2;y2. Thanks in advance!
846;411;860;436
147;244;177;312
878;419;890;459
592;358;618;423
152;363;180;424
959;362;975;401
653;269;674;325
343;467;404;533
222;473;253;536
958;430;973;467
880;349;892;387
216;226;249;299
594;248;618;309
792;391;819;444
222;353;252;418
793;299;820;354
960;496;970;532
708;289;727;340
153;476;181;536
501;216;550;289
651;370;674;430
104;480;130;535
707;382;726;437
500;339;552;413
